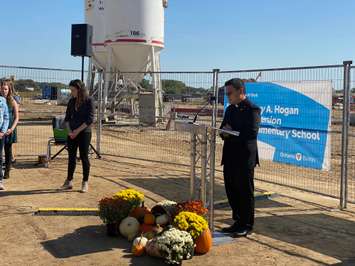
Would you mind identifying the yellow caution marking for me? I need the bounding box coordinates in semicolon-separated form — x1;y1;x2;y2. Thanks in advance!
35;208;99;216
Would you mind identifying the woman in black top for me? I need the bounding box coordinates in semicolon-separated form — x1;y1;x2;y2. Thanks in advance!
61;79;94;193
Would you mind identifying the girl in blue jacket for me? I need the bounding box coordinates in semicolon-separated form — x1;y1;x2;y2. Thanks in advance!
0;80;10;190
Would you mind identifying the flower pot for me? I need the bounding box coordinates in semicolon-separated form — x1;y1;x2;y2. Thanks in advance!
106;223;118;237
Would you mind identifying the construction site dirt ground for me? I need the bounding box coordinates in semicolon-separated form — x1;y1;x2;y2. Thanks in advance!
0;156;355;266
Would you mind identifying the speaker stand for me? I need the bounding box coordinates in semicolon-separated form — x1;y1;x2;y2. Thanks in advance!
80;56;101;159
81;56;85;82
89;143;102;159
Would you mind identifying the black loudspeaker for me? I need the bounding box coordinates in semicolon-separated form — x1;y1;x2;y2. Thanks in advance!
71;24;93;57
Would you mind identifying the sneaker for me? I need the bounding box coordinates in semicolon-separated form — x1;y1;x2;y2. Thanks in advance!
61;180;73;190
0;183;5;191
232;226;252;238
81;181;88;193
220;222;239;233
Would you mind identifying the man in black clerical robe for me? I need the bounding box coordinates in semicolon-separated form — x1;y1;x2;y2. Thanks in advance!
220;78;261;237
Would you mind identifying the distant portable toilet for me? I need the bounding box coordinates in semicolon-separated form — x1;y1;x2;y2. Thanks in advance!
42;86;57;100
139;93;156;126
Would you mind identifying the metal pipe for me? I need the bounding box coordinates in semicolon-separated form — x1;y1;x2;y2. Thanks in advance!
104;47;113;110
190;130;197;200
340;60;352;209
208;69;219;232
209;129;216;231
200;126;208;206
212;69;220;128
81;56;85;82
96;71;103;155
86;57;92;89
0;63;345;74
220;64;344;74
156;55;164;120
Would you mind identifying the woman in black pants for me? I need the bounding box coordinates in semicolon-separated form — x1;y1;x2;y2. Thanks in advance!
61;80;94;193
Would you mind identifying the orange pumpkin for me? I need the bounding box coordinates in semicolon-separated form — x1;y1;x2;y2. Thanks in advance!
144;213;156;225
140;224;154;234
195;228;212;254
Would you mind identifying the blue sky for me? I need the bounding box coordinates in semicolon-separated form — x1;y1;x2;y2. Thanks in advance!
1;0;355;71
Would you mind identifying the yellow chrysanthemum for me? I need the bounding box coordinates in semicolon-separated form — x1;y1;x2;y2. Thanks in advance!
113;188;144;207
173;211;208;240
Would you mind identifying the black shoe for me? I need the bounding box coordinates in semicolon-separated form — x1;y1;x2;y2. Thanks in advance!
220;222;239;233
4;170;10;179
232;227;252;238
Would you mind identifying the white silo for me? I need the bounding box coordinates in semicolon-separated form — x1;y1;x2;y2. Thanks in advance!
85;0;107;69
85;0;167;124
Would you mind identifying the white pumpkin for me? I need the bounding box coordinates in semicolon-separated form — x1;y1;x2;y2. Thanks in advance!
119;217;140;241
133;236;148;248
156;214;169;226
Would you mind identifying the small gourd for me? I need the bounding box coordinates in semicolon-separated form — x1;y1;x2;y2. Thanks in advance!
133;236;148;248
132;236;148;256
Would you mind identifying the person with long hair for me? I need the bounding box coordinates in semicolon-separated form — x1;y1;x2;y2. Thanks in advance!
61;79;94;193
0;79;19;180
11;91;21;164
9;75;19;164
0;80;9;190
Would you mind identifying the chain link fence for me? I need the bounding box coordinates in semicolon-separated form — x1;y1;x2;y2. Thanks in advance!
0;63;353;205
218;66;348;202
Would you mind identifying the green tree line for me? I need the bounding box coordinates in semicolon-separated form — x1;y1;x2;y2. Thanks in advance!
2;79;67;92
141;79;208;95
10;78;208;96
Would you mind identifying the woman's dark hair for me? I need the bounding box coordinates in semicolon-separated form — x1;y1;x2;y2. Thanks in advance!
225;78;246;94
69;79;88;109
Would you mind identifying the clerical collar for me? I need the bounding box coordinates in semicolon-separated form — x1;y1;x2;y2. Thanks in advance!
235;98;248;108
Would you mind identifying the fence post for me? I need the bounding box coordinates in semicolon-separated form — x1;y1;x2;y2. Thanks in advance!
209;69;220;232
190;130;197;200
200;126;208;206
86;58;92;89
96;70;103;155
340;60;352;210
211;69;220;129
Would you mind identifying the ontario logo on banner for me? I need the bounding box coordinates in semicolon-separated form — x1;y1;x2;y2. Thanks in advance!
224;81;332;170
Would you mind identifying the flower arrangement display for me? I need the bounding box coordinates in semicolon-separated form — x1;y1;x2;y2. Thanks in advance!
98;188;212;263
175;200;208;216
173;211;208;240
151;227;194;265
114;188;144;209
